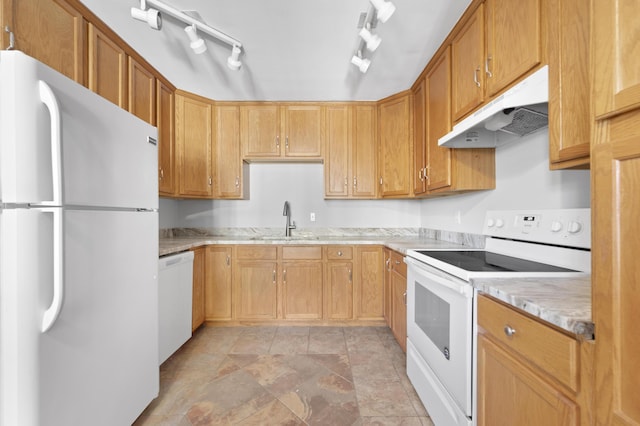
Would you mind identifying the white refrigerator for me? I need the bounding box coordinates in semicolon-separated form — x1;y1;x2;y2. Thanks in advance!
0;51;159;425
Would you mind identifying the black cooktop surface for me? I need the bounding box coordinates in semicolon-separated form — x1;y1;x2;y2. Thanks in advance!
414;250;579;273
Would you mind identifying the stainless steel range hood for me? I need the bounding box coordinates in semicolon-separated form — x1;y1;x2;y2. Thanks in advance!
439;65;549;148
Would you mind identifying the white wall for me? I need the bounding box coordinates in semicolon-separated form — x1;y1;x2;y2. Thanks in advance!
419;131;591;234
161;163;422;229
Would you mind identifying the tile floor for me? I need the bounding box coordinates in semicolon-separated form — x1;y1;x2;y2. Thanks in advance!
134;325;434;425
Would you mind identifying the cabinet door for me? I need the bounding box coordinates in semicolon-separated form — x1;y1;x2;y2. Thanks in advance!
191;248;206;332
128;57;156;125
241;105;281;157
593;0;640;118
282;105;324;158
282;262;323;319
157;80;175;196
324;105;351;198
378;94;412;197
412;79;427;196
175;93;213;197
477;334;578;426
592;114;640;426
355;246;384;319
235;262;277;320
87;24;127;109
214;105;243;198
352;105;378;198
390;267;407;352
426;47;453;191
2;0;84;83
451;3;485;122
485;0;542;97
204;246;233;320
325;262;353;320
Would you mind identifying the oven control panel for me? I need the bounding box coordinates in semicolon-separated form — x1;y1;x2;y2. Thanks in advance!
483;209;590;248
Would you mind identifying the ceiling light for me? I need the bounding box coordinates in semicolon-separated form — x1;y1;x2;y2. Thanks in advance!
370;0;396;23
184;24;206;54
359;25;381;52
351;51;371;73
227;45;242;71
131;1;162;30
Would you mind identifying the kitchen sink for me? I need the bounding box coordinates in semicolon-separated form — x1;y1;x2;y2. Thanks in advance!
250;235;320;241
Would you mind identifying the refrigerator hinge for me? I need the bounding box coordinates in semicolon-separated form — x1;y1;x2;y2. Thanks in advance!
4;26;15;50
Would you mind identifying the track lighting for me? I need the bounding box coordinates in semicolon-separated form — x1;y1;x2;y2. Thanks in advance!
131;1;162;30
227;45;242;70
370;0;396;23
351;51;371;73
184;24;206;54
359;25;381;52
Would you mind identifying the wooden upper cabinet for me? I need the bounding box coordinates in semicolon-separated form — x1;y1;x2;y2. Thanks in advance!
352;105;378;198
378;93;412;198
324;105;352;198
87;23;127;109
175;91;213;197
593;0;640;118
412;79;427;196
157;79;175;196
241;103;324;159
547;0;590;170
485;0;542;97
214;105;245;199
128;57;156;125
451;3;485;122
241;104;281;157
2;0;84;84
282;104;324;158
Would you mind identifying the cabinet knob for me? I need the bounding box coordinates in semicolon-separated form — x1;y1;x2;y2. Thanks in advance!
337;251;343;256
504;325;516;337
235;176;240;187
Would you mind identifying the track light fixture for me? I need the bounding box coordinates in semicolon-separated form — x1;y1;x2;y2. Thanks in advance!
129;0;244;69
131;0;162;30
370;0;396;23
184;24;206;54
351;51;371;73
359;24;381;52
227;45;242;70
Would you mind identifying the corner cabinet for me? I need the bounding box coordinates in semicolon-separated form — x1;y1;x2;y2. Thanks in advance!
241;103;324;160
175;90;213;198
592;1;640;424
378;92;413;198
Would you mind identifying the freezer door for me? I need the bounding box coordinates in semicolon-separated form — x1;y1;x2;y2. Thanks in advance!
0;51;157;209
0;207;159;426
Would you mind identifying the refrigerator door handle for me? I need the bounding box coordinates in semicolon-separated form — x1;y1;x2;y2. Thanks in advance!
41;207;64;332
38;81;63;206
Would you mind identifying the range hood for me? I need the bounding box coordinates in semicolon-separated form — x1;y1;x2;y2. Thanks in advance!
439;65;549;148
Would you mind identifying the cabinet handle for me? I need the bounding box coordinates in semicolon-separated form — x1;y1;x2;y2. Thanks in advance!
283;270;287;282
226;255;230;266
385;258;391;271
504;325;516;337
235;176;240;187
273;270;276;283
424;167;429;181
349;269;352;283
344;178;348;187
353;176;357;188
379;177;383;185
285;136;289;149
208;176;212;186
395;260;401;265
403;291;407;306
276;135;280;148
159;168;164;179
418;168;424;181
474;66;481;88
485;55;493;78
4;26;15;50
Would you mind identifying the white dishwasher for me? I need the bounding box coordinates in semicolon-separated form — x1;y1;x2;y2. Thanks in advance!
158;251;194;365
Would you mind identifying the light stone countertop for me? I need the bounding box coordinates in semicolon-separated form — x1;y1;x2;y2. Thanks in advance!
472;276;593;339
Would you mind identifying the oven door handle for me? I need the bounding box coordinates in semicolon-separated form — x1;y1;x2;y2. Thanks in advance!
405;257;474;298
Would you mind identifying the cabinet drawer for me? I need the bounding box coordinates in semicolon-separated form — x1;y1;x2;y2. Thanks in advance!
477;295;579;392
282;246;323;260
236;246;277;260
390;251;406;277
326;246;353;260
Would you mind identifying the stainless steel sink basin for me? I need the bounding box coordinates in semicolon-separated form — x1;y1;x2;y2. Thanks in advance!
250;235;320;241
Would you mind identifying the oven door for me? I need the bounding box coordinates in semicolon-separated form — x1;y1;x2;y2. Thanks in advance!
406;256;474;420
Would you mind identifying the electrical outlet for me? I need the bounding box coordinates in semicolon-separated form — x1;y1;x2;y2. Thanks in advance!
310;212;316;222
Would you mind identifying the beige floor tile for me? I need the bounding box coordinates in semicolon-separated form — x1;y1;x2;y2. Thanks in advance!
308;332;348;354
270;333;310;354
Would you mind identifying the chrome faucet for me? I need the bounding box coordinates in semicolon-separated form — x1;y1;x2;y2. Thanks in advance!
283;201;296;237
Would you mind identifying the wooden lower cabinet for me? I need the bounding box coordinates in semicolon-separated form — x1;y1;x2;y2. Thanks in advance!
477;294;589;426
235;261;278;320
282;262;323;319
204;246;232;321
388;250;407;352
191;247;205;332
325;246;354;320
355;246;385;320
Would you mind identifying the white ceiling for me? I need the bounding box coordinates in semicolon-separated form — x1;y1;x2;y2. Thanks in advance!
79;0;471;101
